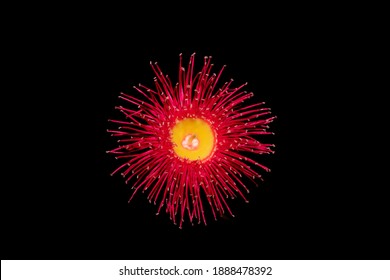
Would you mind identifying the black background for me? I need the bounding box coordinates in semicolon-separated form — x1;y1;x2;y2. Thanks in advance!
3;6;388;260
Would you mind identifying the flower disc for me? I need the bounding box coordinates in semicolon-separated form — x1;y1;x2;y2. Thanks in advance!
171;118;215;162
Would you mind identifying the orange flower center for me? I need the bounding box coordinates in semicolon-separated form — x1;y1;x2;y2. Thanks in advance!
171;118;215;161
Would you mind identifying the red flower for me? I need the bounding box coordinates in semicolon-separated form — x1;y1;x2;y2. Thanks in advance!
108;53;276;228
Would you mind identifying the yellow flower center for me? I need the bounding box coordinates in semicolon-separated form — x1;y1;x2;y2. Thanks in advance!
171;118;215;161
